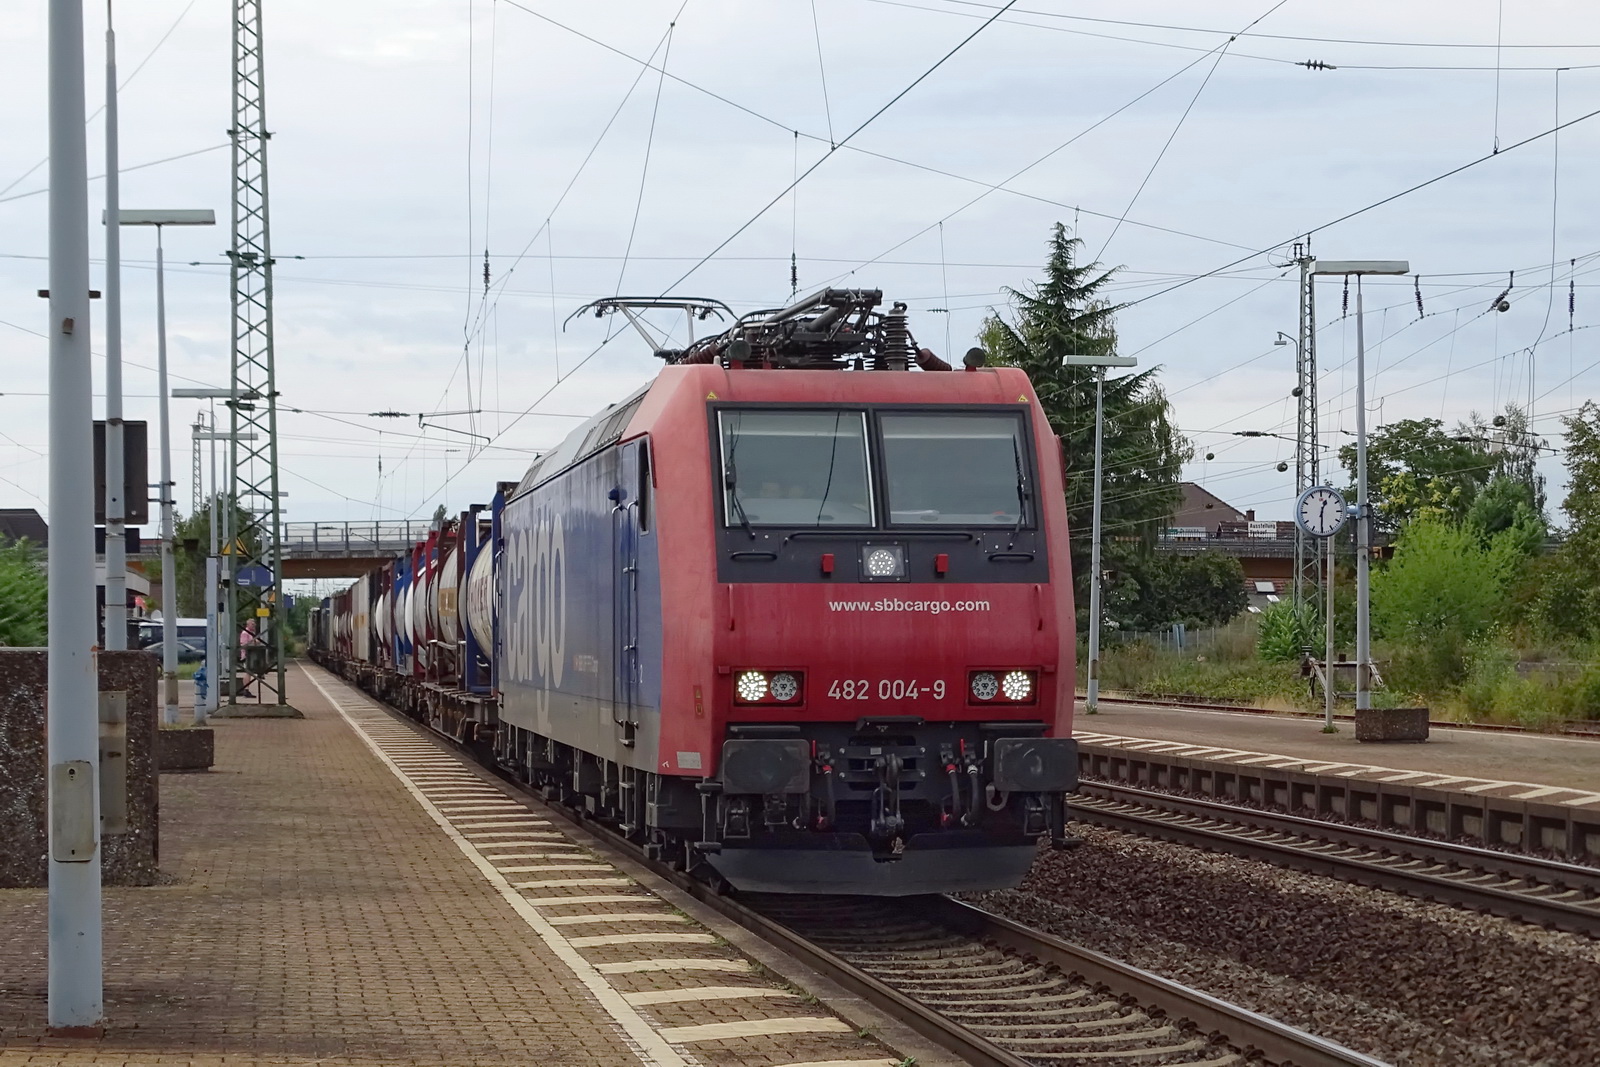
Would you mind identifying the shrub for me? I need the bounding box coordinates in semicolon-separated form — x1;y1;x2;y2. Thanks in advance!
1372;517;1526;694
1257;600;1318;663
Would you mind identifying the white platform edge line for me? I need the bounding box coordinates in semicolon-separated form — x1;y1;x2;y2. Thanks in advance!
1082;731;1595;795
304;665;695;1067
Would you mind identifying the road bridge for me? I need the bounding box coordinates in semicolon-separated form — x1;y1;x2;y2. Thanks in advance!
278;520;433;578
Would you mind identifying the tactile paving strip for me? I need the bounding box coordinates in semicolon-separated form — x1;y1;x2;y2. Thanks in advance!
304;665;899;1067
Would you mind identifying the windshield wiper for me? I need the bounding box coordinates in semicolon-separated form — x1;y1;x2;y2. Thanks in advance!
724;468;757;540
1010;436;1030;539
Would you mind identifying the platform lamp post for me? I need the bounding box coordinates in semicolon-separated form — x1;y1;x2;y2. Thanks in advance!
117;209;216;725
1310;260;1409;714
1064;353;1138;715
174;387;255;723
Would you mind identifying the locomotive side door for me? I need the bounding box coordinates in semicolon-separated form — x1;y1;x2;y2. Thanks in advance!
610;441;644;747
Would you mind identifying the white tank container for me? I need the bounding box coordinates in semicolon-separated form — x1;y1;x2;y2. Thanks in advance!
462;543;495;662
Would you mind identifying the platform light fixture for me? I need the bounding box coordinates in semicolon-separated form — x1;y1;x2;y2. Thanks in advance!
1311;259;1410;719
1062;353;1137;715
114;208;216;726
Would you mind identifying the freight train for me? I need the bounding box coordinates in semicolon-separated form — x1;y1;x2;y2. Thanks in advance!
310;288;1079;895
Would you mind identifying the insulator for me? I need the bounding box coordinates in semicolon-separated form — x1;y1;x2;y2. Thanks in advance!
1414;275;1424;319
1341;276;1349;316
880;302;910;371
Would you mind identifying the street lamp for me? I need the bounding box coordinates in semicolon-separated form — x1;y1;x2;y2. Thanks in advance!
1311;260;1410;714
1064;353;1137;715
173;386;255;723
117;209;216;725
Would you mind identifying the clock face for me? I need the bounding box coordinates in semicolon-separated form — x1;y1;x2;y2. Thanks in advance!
1295;486;1348;538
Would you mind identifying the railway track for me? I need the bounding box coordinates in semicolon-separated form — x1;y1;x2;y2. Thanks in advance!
340;669;1387;1067
742;893;1386;1067
1073;780;1600;936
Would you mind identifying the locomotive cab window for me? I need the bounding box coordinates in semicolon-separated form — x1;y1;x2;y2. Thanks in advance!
880;411;1030;526
719;410;872;527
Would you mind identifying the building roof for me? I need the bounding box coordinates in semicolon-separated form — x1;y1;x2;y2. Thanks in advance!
0;508;48;547
1170;482;1251;533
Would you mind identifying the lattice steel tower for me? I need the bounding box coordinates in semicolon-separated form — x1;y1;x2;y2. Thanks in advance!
226;0;287;705
1292;242;1320;608
191;411;205;514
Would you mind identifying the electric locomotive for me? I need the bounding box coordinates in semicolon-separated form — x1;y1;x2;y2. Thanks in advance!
312;288;1079;895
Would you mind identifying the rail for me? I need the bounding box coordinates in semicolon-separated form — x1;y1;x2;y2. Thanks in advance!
1073;781;1600;936
742;893;1387;1067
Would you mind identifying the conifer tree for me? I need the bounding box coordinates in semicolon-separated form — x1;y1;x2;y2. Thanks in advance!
981;223;1190;618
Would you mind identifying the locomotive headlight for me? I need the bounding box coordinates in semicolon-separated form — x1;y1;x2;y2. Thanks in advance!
1001;670;1034;702
970;671;999;701
736;670;769;702
769;671;800;702
860;544;906;581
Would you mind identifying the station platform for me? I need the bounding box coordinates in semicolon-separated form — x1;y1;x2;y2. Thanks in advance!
1075;699;1600;808
0;662;906;1067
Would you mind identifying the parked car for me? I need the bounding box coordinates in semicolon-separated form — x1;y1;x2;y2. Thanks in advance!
138;618;209;663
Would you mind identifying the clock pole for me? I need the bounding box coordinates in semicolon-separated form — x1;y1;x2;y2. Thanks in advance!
1325;532;1336;731
1295;485;1347;732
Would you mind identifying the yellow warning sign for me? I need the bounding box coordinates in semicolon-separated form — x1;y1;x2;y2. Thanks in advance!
219;538;250;556
255;607;270;618
1018;395;1028;402
706;391;718;399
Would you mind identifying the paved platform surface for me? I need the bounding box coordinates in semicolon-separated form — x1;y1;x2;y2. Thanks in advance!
0;663;900;1067
1076;700;1600;807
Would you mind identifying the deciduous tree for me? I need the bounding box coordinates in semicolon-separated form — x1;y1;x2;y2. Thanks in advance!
173;497;259;618
1121;552;1248;630
1338;405;1546;534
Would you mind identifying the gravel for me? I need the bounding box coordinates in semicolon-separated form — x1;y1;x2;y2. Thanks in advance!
965;825;1600;1067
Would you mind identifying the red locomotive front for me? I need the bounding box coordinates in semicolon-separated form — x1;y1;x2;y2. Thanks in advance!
636;298;1079;894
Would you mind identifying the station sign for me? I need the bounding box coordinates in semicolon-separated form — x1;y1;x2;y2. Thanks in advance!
236;563;274;588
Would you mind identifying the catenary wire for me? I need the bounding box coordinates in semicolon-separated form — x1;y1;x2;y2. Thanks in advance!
1093;0;1291;261
0;0;200;198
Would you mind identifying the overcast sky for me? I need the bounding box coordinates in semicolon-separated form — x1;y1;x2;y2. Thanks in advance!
4;0;1598;536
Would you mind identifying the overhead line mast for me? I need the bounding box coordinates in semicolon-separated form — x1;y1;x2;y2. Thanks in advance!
1293;240;1320;608
226;0;288;706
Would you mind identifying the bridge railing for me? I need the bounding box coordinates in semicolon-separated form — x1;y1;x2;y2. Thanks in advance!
280;520;432;558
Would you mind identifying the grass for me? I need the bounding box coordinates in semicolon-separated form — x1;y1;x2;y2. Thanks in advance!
1095;648;1311;707
1090;624;1600;730
1090;618;1315;709
1414;642;1600;727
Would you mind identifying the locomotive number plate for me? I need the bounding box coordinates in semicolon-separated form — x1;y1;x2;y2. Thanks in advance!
828;678;947;701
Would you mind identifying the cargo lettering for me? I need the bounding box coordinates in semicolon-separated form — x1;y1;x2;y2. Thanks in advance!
827;599;990;614
506;508;566;704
